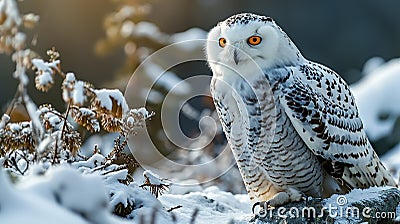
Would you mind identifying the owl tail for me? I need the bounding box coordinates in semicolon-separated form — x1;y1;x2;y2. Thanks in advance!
342;151;398;189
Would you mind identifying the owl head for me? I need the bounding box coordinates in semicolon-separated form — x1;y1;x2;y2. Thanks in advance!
206;13;304;75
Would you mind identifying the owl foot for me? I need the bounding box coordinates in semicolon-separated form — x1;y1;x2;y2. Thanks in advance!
252;188;304;214
252;200;271;218
301;192;308;205
252;201;270;214
269;189;304;207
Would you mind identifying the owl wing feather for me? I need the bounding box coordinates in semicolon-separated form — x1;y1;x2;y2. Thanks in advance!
279;61;372;165
278;61;397;188
210;77;233;140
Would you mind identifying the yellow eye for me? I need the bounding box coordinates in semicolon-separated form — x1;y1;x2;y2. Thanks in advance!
219;37;227;47
247;35;262;46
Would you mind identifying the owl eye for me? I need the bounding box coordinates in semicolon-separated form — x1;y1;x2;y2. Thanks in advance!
247;35;262;46
219;37;227;47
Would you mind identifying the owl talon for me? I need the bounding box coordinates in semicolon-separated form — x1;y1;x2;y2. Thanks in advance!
252;202;261;214
303;196;309;207
300;192;307;204
252;201;269;214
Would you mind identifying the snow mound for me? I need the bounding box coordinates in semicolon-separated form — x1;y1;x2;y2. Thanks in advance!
351;58;400;140
0;161;130;224
159;186;252;224
381;143;400;182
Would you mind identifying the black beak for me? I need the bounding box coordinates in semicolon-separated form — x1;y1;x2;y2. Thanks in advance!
233;49;239;65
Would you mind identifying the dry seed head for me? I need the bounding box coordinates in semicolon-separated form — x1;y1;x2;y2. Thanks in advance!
35;70;54;92
0;0;22;30
61;72;76;103
71;107;100;133
62;129;81;155
32;58;59;92
121;108;153;136
99;113;121;132
22;13;39;28
46;47;60;62
61;73;91;106
0;121;34;152
92;89;128;118
38;104;64;131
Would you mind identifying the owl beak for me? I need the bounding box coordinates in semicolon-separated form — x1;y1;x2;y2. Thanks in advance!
233;49;239;65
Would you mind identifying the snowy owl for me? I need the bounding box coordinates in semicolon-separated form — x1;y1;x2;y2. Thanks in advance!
206;13;397;209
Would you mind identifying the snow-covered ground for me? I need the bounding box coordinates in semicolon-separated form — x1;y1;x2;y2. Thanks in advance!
1;159;398;224
159;186;252;223
0;158;252;224
0;160;130;224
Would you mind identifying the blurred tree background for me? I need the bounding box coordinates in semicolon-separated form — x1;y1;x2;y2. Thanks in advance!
2;0;399;109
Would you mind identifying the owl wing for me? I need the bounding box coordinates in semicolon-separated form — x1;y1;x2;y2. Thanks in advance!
278;61;374;166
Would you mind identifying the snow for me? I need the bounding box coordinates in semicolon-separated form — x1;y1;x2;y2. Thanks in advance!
0;114;10;129
143;169;169;186
361;57;385;76
8;122;21;131
79;133;118;156
79;107;95;116
23;12;40;24
71;153;107;170
120;21;135;38
381;143;400;182
141;88;163;104
170;28;207;43
2;151;400;224
40;108;62;130
143;63;191;95
351;58;400;140
130;107;151;118
72;81;86;106
13;31;26;49
65;72;76;82
170;28;207;51
15;64;29;85
159;186;252;224
1;153;256;223
94;89;129;113
115;5;136;21
126;116;135;126
0;162;130;224
20;167;109;221
71;154;166;221
4;120;31;134
36;136;54;153
36;70;53;85
77;107;100;132
23;93;44;137
20;121;31;133
31;58;59;73
168;179;204;195
133;21;163;39
0;0;22;30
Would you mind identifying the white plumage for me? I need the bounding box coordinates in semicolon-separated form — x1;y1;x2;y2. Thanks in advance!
206;13;397;208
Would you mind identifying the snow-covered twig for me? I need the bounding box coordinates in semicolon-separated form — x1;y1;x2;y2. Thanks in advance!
140;170;170;198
